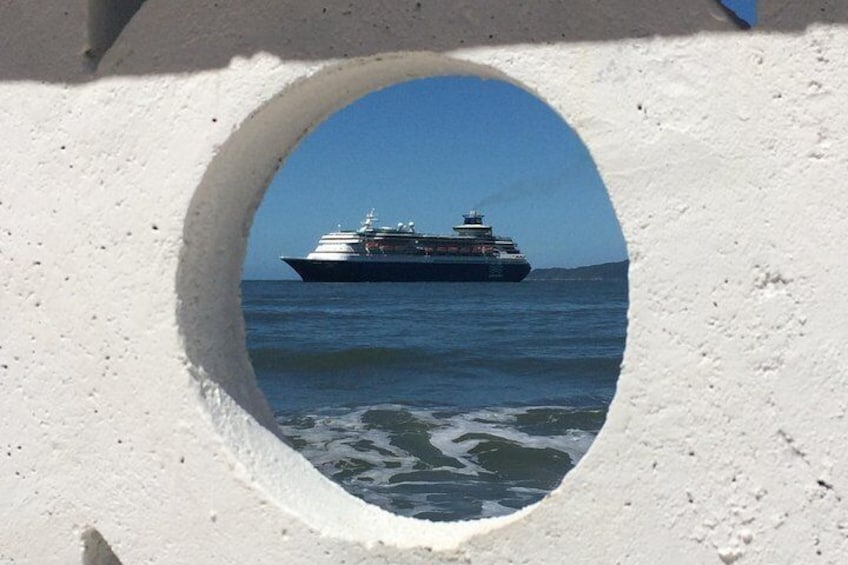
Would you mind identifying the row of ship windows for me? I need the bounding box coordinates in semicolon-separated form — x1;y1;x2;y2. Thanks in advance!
365;243;505;255
315;243;521;255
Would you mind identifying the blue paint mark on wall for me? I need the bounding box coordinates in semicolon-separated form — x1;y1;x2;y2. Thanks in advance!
719;0;757;27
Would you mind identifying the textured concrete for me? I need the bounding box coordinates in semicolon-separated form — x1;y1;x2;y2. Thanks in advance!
2;1;847;563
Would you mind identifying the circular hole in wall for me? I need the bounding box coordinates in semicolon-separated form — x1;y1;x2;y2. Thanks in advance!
241;75;628;522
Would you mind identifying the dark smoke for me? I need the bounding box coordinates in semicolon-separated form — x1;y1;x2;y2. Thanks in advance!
473;169;571;210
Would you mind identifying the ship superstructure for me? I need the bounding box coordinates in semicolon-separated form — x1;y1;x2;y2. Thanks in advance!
281;210;531;282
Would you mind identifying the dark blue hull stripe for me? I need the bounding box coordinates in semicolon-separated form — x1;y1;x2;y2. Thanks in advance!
282;259;531;282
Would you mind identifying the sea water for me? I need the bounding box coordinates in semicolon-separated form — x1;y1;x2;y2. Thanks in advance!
242;279;628;521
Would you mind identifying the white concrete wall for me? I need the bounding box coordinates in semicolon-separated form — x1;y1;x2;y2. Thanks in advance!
2;1;847;563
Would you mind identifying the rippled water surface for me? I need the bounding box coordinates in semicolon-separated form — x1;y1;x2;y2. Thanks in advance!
242;279;627;521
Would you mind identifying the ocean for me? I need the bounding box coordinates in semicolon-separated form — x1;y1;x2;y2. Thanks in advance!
241;279;628;521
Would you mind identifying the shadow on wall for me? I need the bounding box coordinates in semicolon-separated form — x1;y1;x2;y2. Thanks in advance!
81;527;123;565
0;0;845;82
85;0;146;64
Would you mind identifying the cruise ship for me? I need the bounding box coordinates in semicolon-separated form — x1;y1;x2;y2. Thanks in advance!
281;210;531;282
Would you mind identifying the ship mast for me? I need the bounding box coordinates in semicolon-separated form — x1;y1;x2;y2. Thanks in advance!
359;209;377;232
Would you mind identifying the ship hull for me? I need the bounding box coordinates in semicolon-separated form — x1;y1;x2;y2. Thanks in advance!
282;258;531;282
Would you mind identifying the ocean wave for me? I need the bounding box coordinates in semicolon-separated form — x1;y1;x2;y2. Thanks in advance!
245;280;628;520
276;404;601;520
250;344;622;378
249;346;432;372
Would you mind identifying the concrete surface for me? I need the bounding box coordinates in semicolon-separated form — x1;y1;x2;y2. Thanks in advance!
2;1;847;563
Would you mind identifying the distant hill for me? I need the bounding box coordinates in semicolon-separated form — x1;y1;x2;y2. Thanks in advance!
526;260;629;281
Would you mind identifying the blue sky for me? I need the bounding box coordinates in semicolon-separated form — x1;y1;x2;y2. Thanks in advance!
720;0;757;27
244;76;628;280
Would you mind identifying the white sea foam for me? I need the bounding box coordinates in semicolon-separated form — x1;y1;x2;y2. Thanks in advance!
276;403;600;519
279;404;598;470
426;406;597;465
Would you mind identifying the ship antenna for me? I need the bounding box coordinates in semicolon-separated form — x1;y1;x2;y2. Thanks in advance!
361;209;377;231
